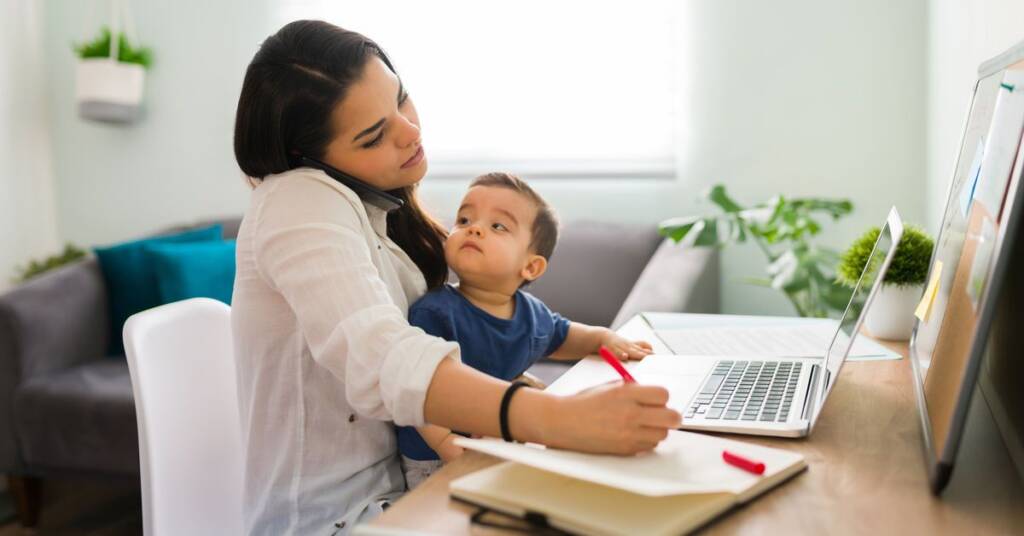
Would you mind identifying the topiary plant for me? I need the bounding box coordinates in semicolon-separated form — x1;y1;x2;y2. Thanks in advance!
837;226;933;288
74;27;152;68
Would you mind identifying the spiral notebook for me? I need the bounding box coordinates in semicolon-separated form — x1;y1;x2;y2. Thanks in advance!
450;431;806;536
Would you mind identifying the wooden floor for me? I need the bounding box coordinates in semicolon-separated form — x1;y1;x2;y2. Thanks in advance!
0;480;141;536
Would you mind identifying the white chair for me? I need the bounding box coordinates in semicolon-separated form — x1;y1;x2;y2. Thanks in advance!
123;298;243;535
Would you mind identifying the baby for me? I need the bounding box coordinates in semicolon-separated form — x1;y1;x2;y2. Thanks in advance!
397;172;653;489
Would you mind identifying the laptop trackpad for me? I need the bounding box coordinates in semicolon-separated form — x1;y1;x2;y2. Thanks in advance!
633;355;710;412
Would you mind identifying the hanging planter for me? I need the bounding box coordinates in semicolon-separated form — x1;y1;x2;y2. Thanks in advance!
74;25;152;124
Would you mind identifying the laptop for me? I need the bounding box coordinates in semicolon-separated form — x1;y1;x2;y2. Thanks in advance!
632;206;904;437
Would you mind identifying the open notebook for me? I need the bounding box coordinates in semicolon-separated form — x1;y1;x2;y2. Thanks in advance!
450;431;806;536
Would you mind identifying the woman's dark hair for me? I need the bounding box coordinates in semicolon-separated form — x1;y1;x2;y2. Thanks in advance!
234;20;448;288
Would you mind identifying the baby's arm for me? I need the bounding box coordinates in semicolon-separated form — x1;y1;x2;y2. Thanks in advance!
548;322;653;361
416;424;465;462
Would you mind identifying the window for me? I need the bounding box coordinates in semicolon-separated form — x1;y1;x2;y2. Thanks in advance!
275;1;680;179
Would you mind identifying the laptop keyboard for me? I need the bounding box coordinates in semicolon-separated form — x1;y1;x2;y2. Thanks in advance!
685;361;802;423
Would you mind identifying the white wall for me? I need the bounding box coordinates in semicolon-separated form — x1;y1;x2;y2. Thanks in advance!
42;0;273;247
420;0;928;316
0;1;60;292
926;0;1024;233
39;0;927;317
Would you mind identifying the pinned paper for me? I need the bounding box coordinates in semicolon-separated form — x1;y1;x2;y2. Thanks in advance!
971;70;1024;217
961;139;984;217
915;260;943;322
967;217;996;310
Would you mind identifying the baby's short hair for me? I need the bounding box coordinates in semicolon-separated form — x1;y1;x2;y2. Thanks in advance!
469;172;559;260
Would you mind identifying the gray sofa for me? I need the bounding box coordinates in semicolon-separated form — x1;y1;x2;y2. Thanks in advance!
0;217;718;526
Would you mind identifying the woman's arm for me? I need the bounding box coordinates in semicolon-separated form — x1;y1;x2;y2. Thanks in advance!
254;174;461;426
423;358;680;455
256;173;676;454
548;322;654;361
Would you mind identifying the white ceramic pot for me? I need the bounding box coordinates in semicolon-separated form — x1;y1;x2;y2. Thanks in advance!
75;58;145;123
862;284;923;341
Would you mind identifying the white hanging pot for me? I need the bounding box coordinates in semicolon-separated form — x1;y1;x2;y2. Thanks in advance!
862;284;923;341
75;57;145;123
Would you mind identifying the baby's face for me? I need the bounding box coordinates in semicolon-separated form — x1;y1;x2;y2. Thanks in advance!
446;186;539;288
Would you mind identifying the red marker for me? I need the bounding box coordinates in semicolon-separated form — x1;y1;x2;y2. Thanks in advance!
599;346;636;383
722;450;765;475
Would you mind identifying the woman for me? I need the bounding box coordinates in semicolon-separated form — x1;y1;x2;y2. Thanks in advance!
232;20;681;534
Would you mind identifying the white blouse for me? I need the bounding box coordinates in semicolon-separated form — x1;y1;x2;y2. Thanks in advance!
231;168;460;535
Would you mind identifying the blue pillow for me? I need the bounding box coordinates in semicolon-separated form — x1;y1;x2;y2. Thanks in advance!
144;240;236;306
94;224;223;355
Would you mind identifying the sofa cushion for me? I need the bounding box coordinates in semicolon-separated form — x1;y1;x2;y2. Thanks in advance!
526;221;662;327
145;239;237;305
159;218;241;240
94;224;223;355
13;360;138;476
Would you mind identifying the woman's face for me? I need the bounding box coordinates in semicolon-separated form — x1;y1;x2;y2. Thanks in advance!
322;56;426;191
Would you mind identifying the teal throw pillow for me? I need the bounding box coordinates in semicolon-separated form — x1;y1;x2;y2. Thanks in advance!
144;240;236;306
94;224;223;356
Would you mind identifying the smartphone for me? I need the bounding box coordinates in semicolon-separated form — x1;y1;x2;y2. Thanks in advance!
298;156;405;212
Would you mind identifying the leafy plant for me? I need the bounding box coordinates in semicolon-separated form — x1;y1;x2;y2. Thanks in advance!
838;226;933;288
13;244;88;283
74;27;152;68
659;185;854;318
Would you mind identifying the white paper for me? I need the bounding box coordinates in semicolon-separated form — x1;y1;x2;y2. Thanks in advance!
455;430;804;497
967;216;996;310
655;324;897;359
545;354;707;416
972;70;1024;215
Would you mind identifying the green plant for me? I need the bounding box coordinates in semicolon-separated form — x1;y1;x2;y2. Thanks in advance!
13;244;88;283
74;27;152;68
659;185;854;318
837;226;933;288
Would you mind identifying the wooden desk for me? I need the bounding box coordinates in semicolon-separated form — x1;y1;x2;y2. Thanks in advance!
370;339;1024;534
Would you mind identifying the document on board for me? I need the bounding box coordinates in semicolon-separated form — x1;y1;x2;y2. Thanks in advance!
960;138;985;217
972;69;1024;217
654;324;898;359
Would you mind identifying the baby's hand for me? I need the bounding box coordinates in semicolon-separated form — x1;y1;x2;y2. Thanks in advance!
437;434;465;463
600;332;653;361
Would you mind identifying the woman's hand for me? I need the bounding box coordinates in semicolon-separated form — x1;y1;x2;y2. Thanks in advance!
436;434;465;462
600;332;654;361
531;382;681;456
424;358;678;457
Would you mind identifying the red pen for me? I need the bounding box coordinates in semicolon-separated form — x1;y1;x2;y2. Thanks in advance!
598;346;637;383
722;450;766;475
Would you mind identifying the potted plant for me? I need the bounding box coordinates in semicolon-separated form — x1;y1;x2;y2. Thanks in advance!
660;185;854;318
12;244;87;283
74;27;152;123
837;225;934;340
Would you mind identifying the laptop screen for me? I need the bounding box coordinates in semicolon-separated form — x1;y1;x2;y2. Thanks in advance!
820;213;900;401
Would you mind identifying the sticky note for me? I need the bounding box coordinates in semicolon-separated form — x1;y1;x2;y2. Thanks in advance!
915;260;943;322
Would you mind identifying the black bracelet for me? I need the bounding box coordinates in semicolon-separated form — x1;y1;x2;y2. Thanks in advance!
500;381;530;442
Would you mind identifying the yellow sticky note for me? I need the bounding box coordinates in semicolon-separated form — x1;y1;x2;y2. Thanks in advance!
915;260;943;322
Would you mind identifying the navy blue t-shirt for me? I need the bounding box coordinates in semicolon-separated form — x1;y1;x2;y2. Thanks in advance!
397;284;571;460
